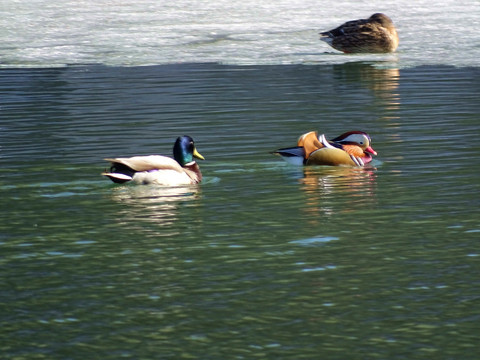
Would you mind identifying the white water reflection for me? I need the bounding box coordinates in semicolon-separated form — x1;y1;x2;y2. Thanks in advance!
106;184;200;236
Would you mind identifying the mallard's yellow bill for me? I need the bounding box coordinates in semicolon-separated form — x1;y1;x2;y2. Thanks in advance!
193;148;205;160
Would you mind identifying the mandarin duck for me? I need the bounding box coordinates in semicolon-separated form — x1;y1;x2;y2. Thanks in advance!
103;135;204;185
320;13;399;53
274;131;377;166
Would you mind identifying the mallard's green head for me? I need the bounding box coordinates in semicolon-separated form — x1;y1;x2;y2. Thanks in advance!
173;135;205;166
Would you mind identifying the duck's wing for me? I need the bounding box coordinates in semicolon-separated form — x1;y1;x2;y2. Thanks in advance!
332;29;393;52
321;18;369;37
105;155;184;172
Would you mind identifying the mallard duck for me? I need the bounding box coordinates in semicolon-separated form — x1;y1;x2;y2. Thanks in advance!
319;13;399;53
274;131;377;166
102;135;204;185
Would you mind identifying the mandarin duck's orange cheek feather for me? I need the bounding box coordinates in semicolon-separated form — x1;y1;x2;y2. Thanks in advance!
341;144;367;158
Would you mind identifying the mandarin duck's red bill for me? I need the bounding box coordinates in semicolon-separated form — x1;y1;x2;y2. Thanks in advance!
319;13;399;54
274;131;377;167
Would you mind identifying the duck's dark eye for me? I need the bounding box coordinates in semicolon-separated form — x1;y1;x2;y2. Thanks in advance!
360;141;364;144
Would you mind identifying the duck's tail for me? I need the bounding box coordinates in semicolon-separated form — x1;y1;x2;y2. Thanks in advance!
102;172;133;184
272;147;305;166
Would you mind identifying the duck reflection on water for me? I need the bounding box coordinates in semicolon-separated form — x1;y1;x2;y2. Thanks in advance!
106;184;200;236
300;166;377;217
332;62;401;111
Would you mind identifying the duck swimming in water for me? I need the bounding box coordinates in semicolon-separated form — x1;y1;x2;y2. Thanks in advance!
274;131;377;166
103;135;204;185
319;13;399;53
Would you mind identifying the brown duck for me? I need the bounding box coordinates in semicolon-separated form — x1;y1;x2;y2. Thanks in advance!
320;13;399;53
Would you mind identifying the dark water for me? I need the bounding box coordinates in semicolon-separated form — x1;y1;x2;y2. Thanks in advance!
1;62;480;359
